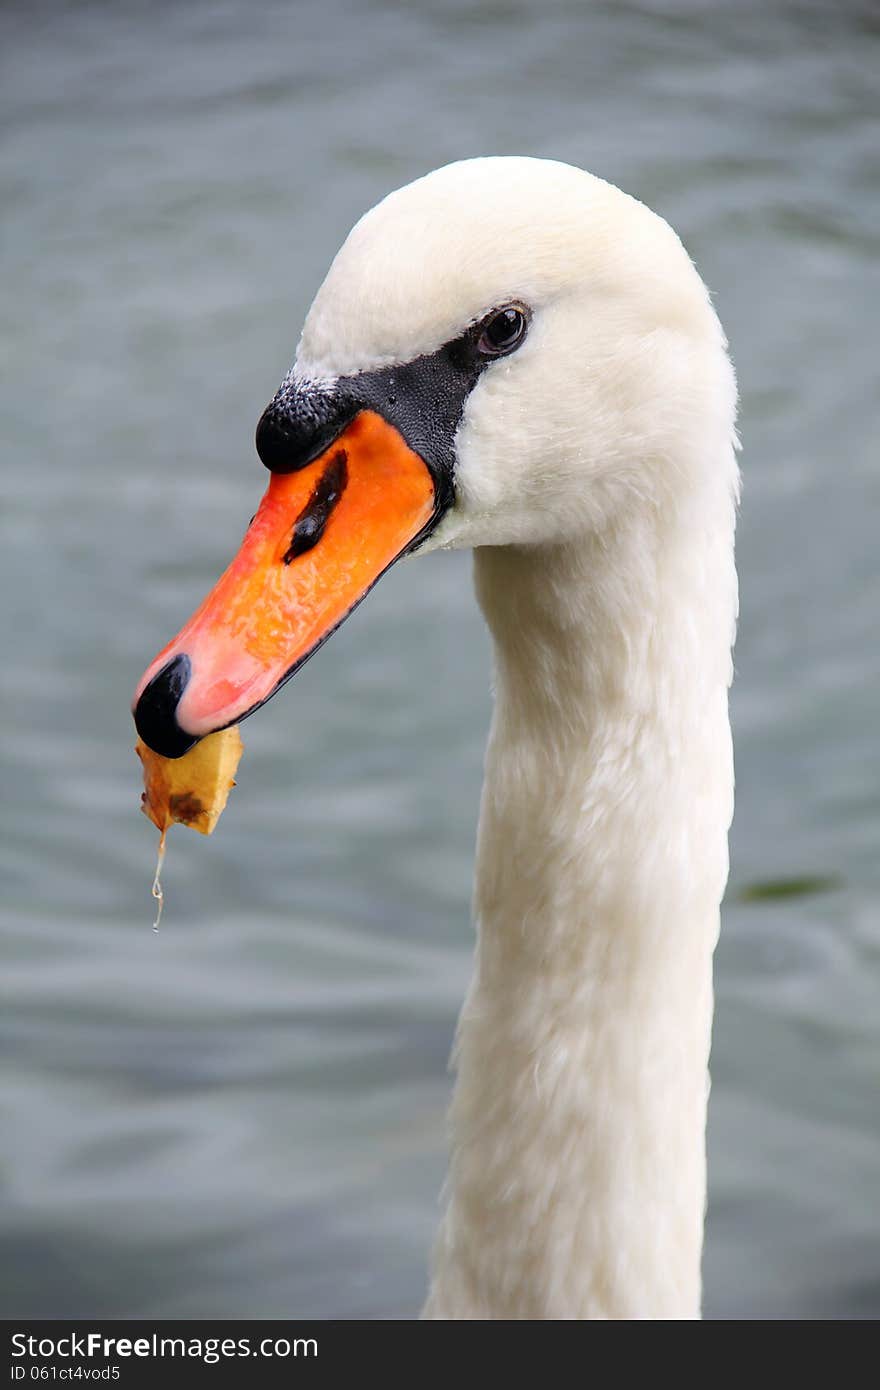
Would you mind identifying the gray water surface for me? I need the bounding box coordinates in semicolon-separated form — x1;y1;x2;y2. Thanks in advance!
2;0;879;1319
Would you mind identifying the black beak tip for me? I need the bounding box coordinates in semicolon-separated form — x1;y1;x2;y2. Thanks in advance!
134;653;198;759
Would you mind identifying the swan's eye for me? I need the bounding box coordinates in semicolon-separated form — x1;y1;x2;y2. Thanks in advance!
477;305;528;357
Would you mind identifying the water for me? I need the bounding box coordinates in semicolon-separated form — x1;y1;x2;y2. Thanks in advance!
2;0;878;1319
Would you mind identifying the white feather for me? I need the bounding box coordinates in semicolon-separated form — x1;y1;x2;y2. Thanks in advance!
298;157;739;1319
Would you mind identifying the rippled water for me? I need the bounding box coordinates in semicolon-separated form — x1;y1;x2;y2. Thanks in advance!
2;0;878;1319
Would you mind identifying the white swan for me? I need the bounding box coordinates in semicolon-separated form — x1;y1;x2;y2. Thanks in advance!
134;156;739;1320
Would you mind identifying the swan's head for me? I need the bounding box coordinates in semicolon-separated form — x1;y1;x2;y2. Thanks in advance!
134;156;736;756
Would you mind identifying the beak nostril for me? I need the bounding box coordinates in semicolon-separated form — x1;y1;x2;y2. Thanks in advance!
134;653;198;759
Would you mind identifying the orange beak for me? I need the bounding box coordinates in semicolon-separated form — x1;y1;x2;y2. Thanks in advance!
133;410;436;756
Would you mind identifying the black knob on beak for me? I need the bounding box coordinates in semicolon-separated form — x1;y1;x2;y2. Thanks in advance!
134;654;198;759
255;379;353;474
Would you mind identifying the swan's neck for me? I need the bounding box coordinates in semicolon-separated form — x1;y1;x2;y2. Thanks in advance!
424;488;737;1320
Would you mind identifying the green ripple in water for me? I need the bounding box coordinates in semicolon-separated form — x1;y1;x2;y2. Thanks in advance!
735;874;844;904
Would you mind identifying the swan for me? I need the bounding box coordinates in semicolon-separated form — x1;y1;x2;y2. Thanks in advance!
134;156;739;1320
